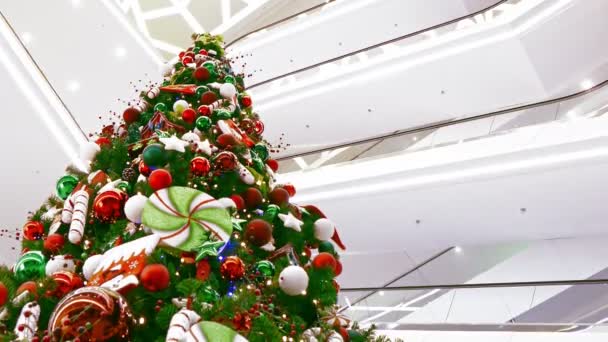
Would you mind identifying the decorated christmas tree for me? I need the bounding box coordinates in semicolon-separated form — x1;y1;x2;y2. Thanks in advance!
0;34;382;341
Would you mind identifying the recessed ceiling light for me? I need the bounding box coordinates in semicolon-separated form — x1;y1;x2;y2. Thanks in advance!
71;0;83;8
67;80;81;92
581;79;593;90
454;246;463;253
114;46;127;58
379;291;385;296
21;32;32;44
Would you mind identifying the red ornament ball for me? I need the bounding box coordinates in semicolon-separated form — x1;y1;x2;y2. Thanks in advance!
52;271;83;297
23;221;44;241
93;190;125;223
335;259;343;277
254;120;264;135
197;105;212;117
16;281;38;299
200;91;218;105
139;161;151;177
243;187;263;209
182;56;194;65
44;234;65;252
312;252;337;272
240;95;252;108
190;157;211;177
194;67;210;82
140;264;170;291
196;259;211;282
123;107;141;124
216;133;240;148
230;194;245;211
149;169;173;191
182;108;197;124
266;159;279;172
220;256;245;280
269;188;290;207
339;327;350;342
244;219;273;246
213;151;238;172
239;118;255;135
0;282;7;307
95;137;112;147
282;184;296;197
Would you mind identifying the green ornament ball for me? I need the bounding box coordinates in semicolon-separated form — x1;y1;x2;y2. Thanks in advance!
255;260;275;277
224;75;236;84
142;144;167;167
348;330;366;342
195;116;212;131
318;241;336;254
193;47;201;54
116;181;132;193
195;86;210;97
252;144;269;161
14;251;46;282
200;285;220;303
202;61;215;72
56;175;79;200
154;102;167;112
213;109;232;121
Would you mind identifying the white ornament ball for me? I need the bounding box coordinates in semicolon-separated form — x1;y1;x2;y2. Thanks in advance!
79;141;100;162
279;266;309;296
314;218;335;241
45;255;76;276
82;254;103;280
173;99;190;114
124;194;148;224
220;83;237;99
181;132;201;143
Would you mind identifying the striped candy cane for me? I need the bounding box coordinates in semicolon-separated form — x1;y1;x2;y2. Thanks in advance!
61;194;75;224
166;309;201;342
68;189;89;244
14;301;40;340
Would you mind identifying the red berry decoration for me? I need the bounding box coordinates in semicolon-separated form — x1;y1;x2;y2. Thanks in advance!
0;282;8;306
190;157;210;177
148;169;173;190
339;327;350;342
95;137;112;147
182;108;197;124
196;259;211;282
93;190;126;223
269;188;290;207
243;187;263;209
23;221;44;241
123;107;141;124
266;159;279;172
220;256;245;280
230;194;245;211
312;252;337;273
200;91;217;105
244;219;273;247
44;234;65;252
216;133;240;148
140;264;170;291
194;67;210;82
282;184;296;197
139;160;151;177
